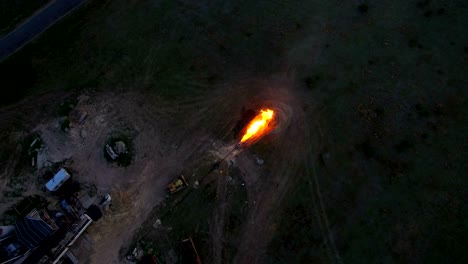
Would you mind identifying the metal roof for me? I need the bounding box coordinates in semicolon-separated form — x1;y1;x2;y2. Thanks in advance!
15;217;53;249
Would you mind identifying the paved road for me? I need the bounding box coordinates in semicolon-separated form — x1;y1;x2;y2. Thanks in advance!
0;0;86;62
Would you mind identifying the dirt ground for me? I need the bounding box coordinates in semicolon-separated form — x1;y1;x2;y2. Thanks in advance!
0;77;311;263
116;76;320;263
32;90;244;263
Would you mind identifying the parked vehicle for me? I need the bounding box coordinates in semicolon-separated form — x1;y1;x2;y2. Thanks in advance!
45;169;71;192
99;194;112;208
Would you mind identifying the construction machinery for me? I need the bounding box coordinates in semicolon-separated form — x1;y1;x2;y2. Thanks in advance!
167;175;188;194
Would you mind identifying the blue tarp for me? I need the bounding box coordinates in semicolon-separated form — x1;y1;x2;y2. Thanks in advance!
14;217;53;249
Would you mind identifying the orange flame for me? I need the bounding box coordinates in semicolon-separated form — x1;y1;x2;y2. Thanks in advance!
240;109;275;143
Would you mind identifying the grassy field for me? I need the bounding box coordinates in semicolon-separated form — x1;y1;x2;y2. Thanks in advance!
0;0;467;263
0;0;50;36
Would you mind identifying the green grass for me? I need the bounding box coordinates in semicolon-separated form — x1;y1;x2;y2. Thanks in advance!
0;0;50;36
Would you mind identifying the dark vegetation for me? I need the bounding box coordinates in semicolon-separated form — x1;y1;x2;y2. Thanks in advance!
57;98;78;117
358;3;369;14
2;134;44;199
20;133;42;168
132;161;248;263
304;74;322;90
1;195;48;225
57;98;78;132
267;174;327;263
104;130;135;167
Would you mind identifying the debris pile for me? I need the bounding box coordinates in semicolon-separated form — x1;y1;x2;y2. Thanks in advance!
28;136;43;167
105;141;128;161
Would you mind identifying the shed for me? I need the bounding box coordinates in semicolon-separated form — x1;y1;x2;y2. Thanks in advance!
45;169;71;192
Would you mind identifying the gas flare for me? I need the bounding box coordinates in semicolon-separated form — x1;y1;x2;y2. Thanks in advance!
240;109;275;143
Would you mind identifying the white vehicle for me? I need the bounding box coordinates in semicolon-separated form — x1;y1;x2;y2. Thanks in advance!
45;168;71;192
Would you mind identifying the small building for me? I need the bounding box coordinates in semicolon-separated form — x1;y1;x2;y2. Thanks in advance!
45;169;71;192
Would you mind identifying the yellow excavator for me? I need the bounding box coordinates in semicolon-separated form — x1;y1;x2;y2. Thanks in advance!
167;175;188;194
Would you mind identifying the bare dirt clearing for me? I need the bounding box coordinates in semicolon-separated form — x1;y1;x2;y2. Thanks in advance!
0;89;247;263
9;79;310;263
34;90;241;263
